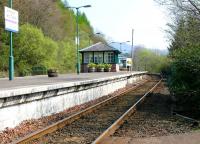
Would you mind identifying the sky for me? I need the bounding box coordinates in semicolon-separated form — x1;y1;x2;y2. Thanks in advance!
66;0;170;50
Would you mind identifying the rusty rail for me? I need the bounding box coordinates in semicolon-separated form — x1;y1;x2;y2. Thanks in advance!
92;79;162;144
172;112;199;127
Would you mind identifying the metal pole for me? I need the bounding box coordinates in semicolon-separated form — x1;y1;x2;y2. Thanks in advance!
131;29;134;71
8;0;14;80
120;43;122;51
76;8;80;74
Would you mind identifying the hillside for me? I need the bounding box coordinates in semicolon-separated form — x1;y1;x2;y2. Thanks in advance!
0;0;102;76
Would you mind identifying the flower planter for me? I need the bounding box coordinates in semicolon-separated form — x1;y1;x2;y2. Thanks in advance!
47;69;58;77
96;64;105;72
104;64;112;72
88;63;96;73
104;68;111;72
88;67;96;72
97;68;104;72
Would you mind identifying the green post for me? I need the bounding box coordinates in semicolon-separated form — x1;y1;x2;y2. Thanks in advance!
67;5;91;74
8;0;14;80
115;53;119;64
76;8;80;74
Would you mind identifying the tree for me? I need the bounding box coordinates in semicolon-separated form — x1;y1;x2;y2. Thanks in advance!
169;15;200;53
0;0;7;46
14;24;58;75
156;0;200;116
155;0;200;19
0;0;9;76
57;40;76;73
14;0;54;27
133;46;168;73
0;0;105;77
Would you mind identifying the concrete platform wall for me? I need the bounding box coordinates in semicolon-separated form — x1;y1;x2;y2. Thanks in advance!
0;72;147;131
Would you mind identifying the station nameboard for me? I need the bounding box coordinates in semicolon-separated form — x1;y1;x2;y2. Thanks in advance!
4;6;19;33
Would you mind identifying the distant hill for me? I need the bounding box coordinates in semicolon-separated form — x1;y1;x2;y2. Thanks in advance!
110;43;168;56
109;43;133;53
0;0;104;75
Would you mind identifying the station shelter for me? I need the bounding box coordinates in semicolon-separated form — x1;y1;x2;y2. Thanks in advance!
79;42;121;72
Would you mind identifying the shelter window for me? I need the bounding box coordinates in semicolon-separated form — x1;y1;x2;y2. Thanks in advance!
94;52;103;63
84;53;93;64
105;52;114;63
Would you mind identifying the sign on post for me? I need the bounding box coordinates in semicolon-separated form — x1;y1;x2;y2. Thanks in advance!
75;36;80;46
4;6;19;33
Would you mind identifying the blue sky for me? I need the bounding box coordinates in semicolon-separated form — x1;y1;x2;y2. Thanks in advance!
66;0;170;50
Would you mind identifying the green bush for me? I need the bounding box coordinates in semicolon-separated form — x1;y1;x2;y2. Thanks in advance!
14;24;58;76
32;66;47;75
47;68;58;73
57;40;76;73
158;9;200;117
169;45;200;115
134;48;169;73
169;45;200;92
17;61;32;76
104;64;112;69
88;63;96;68
96;64;104;69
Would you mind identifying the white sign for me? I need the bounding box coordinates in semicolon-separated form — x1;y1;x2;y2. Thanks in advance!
75;36;80;45
4;6;19;33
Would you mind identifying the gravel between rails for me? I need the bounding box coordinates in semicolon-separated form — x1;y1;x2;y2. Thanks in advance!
30;80;159;144
113;82;198;138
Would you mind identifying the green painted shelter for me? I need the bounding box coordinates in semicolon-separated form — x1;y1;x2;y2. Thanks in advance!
79;42;121;72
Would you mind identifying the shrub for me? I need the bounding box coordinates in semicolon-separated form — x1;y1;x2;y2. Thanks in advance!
169;45;200;116
32;66;47;75
14;24;59;76
104;64;112;69
47;68;58;73
88;63;96;68
169;45;200;92
96;64;105;69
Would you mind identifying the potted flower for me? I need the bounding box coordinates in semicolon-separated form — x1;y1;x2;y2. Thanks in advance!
88;63;96;72
47;68;58;77
104;64;112;72
97;64;105;72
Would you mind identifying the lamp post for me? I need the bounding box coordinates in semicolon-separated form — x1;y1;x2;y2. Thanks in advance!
66;5;91;75
8;0;14;80
131;29;134;71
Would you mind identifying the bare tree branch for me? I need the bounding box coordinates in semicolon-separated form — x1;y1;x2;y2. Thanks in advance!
155;0;200;18
188;0;200;14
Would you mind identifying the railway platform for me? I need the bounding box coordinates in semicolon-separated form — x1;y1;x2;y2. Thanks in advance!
0;71;147;132
0;72;140;90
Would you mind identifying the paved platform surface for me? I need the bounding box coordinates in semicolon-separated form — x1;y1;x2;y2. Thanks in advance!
0;72;140;90
101;132;200;144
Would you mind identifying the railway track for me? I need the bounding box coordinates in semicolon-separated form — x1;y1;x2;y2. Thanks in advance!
112;81;197;140
13;76;161;144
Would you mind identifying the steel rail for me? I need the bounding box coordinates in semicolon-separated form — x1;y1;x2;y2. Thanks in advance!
92;79;162;144
12;80;148;144
172;112;199;126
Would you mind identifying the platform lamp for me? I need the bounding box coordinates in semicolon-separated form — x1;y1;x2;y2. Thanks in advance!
66;5;91;75
7;0;14;80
